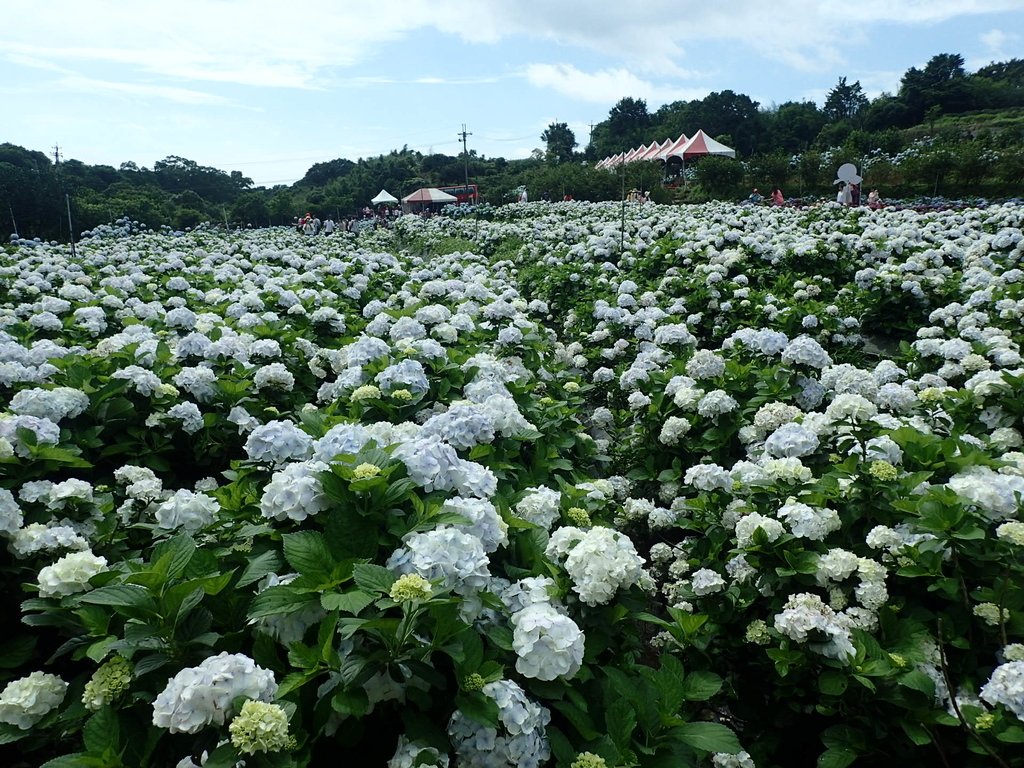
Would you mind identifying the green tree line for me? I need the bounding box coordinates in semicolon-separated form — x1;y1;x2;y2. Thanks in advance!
3;53;1023;242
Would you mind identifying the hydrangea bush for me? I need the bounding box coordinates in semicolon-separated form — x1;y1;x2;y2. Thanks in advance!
1;199;1023;766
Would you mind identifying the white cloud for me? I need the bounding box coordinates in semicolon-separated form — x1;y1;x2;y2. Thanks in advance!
51;75;229;105
4;0;1018;91
524;63;706;106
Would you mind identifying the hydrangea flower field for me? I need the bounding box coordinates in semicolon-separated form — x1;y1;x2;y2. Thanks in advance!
2;200;1024;767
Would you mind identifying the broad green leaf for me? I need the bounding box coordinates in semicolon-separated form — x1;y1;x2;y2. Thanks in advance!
283;531;335;582
321;590;374;615
898;669;936;697
0;635;37;669
150;534;196;580
82;706;119;755
353;563;396;595
900;720;932;746
455;692;500;728
237;550;282;588
679;669;722;702
605;698;636;753
673;722;741;754
80;584;158;615
818;670;848;696
817;748;858;768
248;585;316;619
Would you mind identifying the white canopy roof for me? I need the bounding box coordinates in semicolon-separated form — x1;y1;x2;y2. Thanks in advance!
371;189;399;204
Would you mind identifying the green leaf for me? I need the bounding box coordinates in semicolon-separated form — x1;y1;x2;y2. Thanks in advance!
0;635;37;669
80;584;158;615
353;563;396;595
817;748;858;768
202;743;241;768
605;699;636;753
248;585;316;619
321;590;374;615
551;701;602;741
818;670;849;696
455;692;500;728
237;550;282;589
900;720;932;746
39;756;91;768
995;726;1024;743
283;531;335;582
898;669;936;697
681;670;723;702
673;722;741;754
82;706;119;755
150;534;196;579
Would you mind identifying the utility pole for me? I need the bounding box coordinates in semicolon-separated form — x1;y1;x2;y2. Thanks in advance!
54;144;63;240
458;123;473;201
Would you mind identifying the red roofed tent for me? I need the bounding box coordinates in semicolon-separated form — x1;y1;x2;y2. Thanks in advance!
655;133;690;161
667;129;736;159
664;129;735;184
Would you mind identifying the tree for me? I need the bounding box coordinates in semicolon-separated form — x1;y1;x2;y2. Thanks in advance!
823;77;868;122
694;155;744;199
766;101;827;152
540;122;578;164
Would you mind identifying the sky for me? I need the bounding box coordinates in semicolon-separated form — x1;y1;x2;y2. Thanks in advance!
2;0;1023;187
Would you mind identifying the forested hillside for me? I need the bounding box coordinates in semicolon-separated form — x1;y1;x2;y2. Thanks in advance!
2;53;1022;241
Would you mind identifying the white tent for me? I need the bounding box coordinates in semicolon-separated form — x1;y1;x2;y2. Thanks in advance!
371;189;399;205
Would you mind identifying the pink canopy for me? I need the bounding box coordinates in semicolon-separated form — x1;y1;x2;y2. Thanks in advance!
667;129;736;159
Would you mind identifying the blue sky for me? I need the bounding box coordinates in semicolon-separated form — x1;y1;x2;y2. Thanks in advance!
2;0;1022;187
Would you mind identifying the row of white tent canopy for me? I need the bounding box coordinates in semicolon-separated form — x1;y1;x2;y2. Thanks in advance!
595;129;735;170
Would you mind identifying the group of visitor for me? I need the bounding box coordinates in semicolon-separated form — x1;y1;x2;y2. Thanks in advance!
747;188;786;205
295;206;406;235
836;183;883;209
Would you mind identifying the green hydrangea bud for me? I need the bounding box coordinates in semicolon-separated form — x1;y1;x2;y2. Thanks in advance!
462;673;486;692
566;507;591;527
975;712;995;732
571;752;608;768
228;699;291;755
391;389;413;401
867;461;898;481
82;656;132;711
352;463;382;480
744;619;771;645
389;573;432;603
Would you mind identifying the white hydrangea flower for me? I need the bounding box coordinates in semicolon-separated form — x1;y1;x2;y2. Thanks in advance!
514;486;562;531
37;550;107;597
980;661;1024;721
448;679;550;768
545;526;644;606
388;736;450;768
0;671;68;729
763;423;819;458
734;512;785;548
439;496;508;552
777;500;841;541
691;568;727;596
154;489;219;532
245;420;313;465
511;602;585;681
152;652;277;734
260;461;330;522
386;528;491;597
